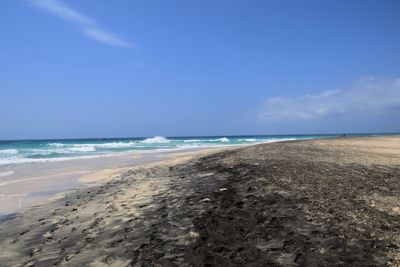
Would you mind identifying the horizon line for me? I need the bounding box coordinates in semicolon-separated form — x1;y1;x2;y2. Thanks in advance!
1;132;399;142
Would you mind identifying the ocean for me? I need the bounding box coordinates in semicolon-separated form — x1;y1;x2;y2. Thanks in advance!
0;133;387;167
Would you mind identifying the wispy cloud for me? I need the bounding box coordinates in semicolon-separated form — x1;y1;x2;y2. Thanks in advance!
259;77;400;121
31;0;133;48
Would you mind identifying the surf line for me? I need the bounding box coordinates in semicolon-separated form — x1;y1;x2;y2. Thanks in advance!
0;170;94;187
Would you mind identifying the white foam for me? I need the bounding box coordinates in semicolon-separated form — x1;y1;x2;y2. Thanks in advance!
51;142;138;149
27;148;79;156
0;149;18;154
49;143;65;147
260;138;298;143
238;138;257;142
141;136;170;144
72;142;137;148
184;137;230;143
0;170;14;177
0;154;105;166
92;142;137;148
68;146;96;152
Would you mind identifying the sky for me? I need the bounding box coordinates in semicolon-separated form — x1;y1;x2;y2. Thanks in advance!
1;0;400;140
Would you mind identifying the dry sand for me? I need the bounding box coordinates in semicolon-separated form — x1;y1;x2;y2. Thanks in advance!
0;136;399;266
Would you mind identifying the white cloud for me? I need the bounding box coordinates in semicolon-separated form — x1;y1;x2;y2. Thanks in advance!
259;77;400;121
84;28;132;48
31;0;133;48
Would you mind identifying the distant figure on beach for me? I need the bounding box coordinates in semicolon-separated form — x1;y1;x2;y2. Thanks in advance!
342;134;346;138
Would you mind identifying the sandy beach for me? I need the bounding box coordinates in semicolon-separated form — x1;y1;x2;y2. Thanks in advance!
0;136;399;266
0;148;214;216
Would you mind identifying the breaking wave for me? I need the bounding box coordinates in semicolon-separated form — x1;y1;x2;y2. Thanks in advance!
68;146;97;152
238;138;257;142
0;149;18;154
215;137;230;142
0;155;105;165
140;136;170;144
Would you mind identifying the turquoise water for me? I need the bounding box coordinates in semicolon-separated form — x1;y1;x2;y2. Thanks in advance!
0;134;389;166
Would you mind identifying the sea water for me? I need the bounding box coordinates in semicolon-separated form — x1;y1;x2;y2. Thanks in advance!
0;134;386;167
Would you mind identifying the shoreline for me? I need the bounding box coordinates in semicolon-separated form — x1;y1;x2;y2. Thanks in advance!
0;136;399;265
0;145;241;219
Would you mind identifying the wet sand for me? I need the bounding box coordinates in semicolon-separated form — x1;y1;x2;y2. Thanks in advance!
0;136;399;266
0;148;210;216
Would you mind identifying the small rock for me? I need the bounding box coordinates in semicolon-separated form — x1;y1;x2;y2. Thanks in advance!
392;207;400;214
104;255;115;264
188;231;199;238
43;232;52;238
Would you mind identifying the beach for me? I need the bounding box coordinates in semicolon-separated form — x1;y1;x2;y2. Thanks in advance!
0;135;326;216
0;148;204;216
0;136;399;266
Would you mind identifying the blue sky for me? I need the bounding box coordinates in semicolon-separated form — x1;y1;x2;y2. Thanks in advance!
1;0;400;139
